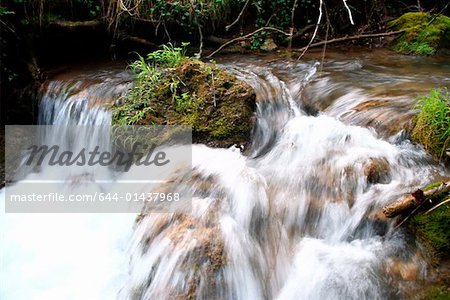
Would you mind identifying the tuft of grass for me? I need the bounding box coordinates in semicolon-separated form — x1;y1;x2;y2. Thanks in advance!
389;12;450;55
112;42;255;146
411;88;450;162
113;43;190;125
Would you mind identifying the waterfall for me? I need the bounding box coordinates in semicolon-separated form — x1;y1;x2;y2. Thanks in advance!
120;58;446;300
1;54;448;300
1;67;135;300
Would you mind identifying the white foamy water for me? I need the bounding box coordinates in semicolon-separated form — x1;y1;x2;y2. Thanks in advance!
2;53;449;300
0;195;135;300
1;70;136;300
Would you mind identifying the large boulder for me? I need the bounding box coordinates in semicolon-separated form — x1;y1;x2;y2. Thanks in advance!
113;59;256;148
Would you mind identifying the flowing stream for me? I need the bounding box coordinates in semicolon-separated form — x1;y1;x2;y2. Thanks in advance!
1;49;449;300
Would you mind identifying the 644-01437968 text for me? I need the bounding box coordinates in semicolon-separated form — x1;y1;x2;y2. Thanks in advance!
8;192;181;203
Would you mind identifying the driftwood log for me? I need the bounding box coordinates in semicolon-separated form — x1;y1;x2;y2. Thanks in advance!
50;20;103;28
49;20;156;48
382;180;450;218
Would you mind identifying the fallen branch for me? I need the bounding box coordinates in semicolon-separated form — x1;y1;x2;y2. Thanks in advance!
49;19;155;48
382;180;450;218
50;20;103;28
294;30;405;54
207;27;291;58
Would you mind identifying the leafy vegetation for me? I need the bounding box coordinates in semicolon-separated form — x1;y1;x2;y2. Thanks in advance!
143;0;232;35
0;6;14;16
411;88;450;163
5;0;447;55
389;12;450;55
112;43;255;146
113;43;188;125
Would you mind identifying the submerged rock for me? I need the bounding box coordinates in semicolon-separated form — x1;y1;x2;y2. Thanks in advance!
363;157;391;185
260;38;278;52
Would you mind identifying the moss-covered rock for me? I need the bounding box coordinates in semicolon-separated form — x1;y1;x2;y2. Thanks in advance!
409;200;450;264
389;12;450;55
411;88;450;164
113;57;256;148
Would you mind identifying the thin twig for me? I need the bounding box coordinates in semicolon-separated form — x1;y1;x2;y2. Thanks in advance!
427;1;450;26
293;30;405;53
0;19;16;33
320;3;330;75
342;0;354;25
291;0;299;28
154;16;161;36
297;0;323;60
211;69;216;107
226;0;251;31
163;21;171;42
282;24;315;43
190;0;203;57
207;27;291;58
197;23;203;58
394;198;427;230
288;0;299;50
425;198;450;215
118;0;142;16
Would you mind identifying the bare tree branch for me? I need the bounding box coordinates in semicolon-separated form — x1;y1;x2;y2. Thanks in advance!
288;0;299;50
297;0;323;60
294;30;405;54
190;0;203;57
197;23;204;58
342;0;354;25
207;27;291;58
382;180;450;219
225;0;251;31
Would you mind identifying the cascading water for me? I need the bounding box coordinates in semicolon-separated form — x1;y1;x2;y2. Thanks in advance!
1;51;449;300
1;67;136;300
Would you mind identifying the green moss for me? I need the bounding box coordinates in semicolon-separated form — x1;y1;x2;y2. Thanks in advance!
423;181;445;192
409;202;450;262
112;44;255;147
389;13;450;55
422;285;450;300
411;88;450;163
